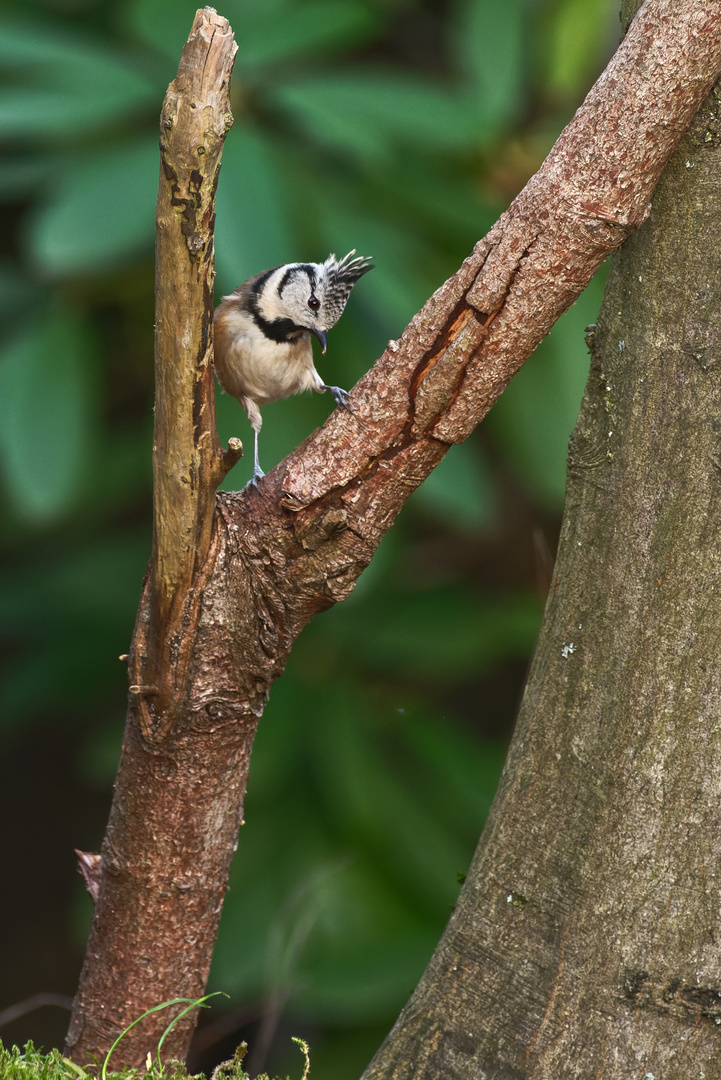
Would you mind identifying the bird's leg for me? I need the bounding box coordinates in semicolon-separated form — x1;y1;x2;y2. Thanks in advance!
240;399;266;489
252;429;265;481
320;384;351;410
244;428;265;489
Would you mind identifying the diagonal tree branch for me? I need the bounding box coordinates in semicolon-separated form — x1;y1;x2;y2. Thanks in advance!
275;0;720;514
66;0;721;1068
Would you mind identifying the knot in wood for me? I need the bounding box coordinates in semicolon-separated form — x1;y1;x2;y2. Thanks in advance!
296;508;348;551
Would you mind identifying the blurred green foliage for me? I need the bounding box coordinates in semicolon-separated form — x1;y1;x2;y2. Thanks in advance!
0;0;618;1076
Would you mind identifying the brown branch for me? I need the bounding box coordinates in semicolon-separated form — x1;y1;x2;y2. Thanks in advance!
276;0;721;512
227;0;721;710
66;8;240;1065
66;0;721;1069
136;6;238;745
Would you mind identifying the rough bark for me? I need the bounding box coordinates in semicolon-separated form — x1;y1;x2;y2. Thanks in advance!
65;8;241;1064
66;0;721;1069
361;32;721;1080
146;8;240;741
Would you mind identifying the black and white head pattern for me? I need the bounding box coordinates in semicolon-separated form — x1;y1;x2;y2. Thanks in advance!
252;250;373;345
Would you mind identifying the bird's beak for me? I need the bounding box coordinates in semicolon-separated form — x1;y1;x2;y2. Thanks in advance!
312;328;327;354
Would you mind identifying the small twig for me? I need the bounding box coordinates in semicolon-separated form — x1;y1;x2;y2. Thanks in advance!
75;850;102;903
0;992;73;1028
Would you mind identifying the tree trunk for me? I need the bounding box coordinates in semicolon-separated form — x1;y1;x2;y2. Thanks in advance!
65;0;721;1069
361;37;721;1080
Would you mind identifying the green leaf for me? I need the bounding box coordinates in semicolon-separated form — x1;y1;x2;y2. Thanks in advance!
125;0;379;68
0;305;99;521
373;152;499;248
0;260;43;320
354;588;542;680
228;0;380;71
269;71;488;162
0;532;149;729
311;183;438;332
409;440;498;532
214;127;295;291
0;18;157;137
26;135;158;275
402;712;507;827
314;710;470;909
542;0;620;99
453;0;526;131
294;863;438;1020
0;154;54;198
101;994;222;1080
486;268;607;509
121;0;211;65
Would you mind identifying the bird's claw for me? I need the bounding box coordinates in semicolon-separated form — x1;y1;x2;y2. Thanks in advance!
326;385;351;410
244;468;265;491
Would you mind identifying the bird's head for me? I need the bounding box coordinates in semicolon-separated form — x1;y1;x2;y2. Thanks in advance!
254;250;373;351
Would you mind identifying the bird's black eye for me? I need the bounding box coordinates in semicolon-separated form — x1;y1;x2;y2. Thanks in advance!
307;295;320;312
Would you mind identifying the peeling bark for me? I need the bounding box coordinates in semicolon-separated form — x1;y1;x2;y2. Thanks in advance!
66;0;721;1069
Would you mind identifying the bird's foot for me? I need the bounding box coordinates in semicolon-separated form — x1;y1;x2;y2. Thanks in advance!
324;385;351;410
244;466;265;491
